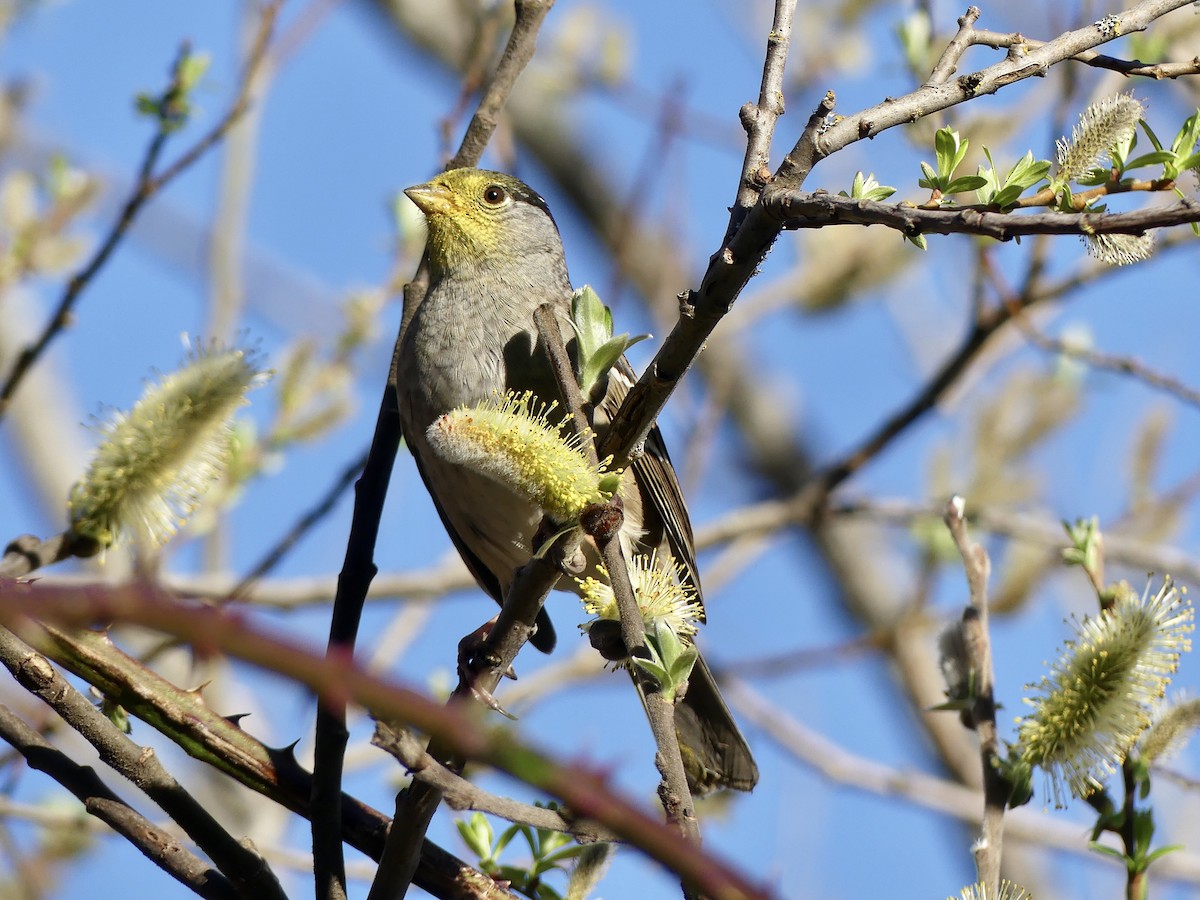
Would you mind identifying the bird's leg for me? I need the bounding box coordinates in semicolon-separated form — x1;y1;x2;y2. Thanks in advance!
456;617;518;719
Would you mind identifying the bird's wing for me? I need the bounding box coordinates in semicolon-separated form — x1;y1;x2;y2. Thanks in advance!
597;357;706;615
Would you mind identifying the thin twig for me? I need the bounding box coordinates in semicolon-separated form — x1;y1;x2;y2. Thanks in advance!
0;703;241;900
723;0;797;242
371;721;618;843
943;496;1004;897
0;1;281;420
228;448;368;601
533;304;701;854
1013;312;1200;409
447;0;557;172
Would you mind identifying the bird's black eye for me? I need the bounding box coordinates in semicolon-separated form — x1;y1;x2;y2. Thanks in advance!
482;184;507;206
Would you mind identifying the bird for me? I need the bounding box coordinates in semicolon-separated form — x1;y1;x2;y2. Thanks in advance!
396;167;757;794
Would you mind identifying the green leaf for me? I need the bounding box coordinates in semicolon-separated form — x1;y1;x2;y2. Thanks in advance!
945;175;988;194
579;334;648;400
991;185;1025;209
571;285;611;362
1124;150;1178;169
1132;809;1155;859
1170;110;1200;154
134;94;161;118
494;822;522;856
842;171;896;201
571;285;649;401
177;51;211;93
918;160;938;190
541;845;586;866
1089;842;1129;863
668;645;699;685
457;813;494;860
1144;844;1184;866
1141;119;1165;153
934;126;970;181
906;233;928;251
632;655;670;689
1007;151;1052;188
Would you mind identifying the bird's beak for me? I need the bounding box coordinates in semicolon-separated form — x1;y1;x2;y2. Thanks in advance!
404;182;455;217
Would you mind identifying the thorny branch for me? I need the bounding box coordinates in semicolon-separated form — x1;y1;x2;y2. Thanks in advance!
0;580;770;900
0;626;287;899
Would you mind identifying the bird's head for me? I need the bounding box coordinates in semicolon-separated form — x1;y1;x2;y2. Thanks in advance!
404;168;563;277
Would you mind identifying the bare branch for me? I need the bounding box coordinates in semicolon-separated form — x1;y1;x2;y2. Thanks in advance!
372;721;618;843
25;622;510;899
943;497;1004;897
771;191;1200;239
0;626;286;899
725;0;798;240
0;703;241;900
0;580;771;900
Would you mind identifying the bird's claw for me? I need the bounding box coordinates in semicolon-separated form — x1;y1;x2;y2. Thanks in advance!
456;616;518;720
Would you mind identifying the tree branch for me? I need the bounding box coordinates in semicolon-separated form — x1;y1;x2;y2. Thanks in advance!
0;580;770;900
0;626;286;900
770;191;1200;239
372;721;617;843
0;702;240;900
532;304;701;855
943;497;1004;897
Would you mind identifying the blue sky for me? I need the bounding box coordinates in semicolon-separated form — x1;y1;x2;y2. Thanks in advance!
2;2;1200;898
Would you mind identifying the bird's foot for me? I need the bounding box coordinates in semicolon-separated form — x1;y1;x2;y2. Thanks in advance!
457;618;517;720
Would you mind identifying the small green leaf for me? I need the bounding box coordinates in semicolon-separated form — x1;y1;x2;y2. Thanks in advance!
918;160;938;189
906;232;928;250
1177;152;1200;172
632;655;670;689
1170;110;1200;154
1124;150;1178;169
934;126;970;181
1089;842;1129;863
1144;844;1183;866
493;822;521;856
134;94;161;118
457;813;494;860
842;171;896;201
1132;809;1155;859
945;175;988;194
178;51;211;92
1141;119;1165;152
